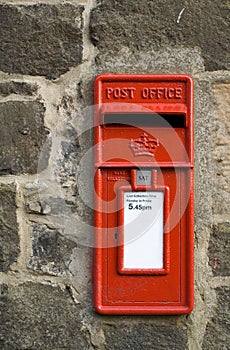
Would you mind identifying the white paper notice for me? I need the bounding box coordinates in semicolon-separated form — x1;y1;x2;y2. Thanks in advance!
123;191;164;269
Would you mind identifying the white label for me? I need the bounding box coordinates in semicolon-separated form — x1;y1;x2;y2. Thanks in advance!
123;191;164;269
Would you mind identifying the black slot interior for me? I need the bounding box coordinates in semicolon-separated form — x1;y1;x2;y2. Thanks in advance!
104;113;185;127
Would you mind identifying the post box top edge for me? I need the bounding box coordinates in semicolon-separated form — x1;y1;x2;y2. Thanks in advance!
94;73;193;85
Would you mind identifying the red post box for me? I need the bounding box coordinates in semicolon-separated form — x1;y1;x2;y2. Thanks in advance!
94;74;194;314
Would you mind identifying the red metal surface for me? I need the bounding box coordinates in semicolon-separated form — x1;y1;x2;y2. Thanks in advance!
94;74;194;314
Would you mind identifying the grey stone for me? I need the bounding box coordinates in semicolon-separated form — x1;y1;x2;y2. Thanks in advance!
69;246;93;299
194;79;215;231
104;324;188;350
0;282;89;349
23;182;48;196
0;82;38;97
53;122;94;223
58;139;81;181
25;196;73;216
95;47;205;75
0;101;50;175
208;223;230;276
203;286;230;349
90;0;230;71
0;4;84;79
28;223;76;275
53;120;81;190
212;83;230;215
0;184;19;272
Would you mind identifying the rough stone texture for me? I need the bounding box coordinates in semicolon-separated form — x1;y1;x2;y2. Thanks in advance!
202;286;230;349
69;246;93;301
186;78;216;348
49;103;82;202
0;101;50;175
0;81;38;97
212;83;230;215
0;0;229;348
95;47;205;75
0;184;19;272
0;282;89;349
104;324;188;350
194;79;214;230
49;110;94;246
90;0;230;71
28;223;76;275
0;4;84;79
25;195;74;216
57;136;81;189
208;223;230;276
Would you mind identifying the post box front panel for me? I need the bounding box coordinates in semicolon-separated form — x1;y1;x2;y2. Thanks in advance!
95;167;193;313
94;74;193;314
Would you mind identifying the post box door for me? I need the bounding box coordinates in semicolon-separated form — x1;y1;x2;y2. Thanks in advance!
95;167;193;313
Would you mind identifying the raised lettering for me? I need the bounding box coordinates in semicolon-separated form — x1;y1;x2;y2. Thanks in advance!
128;87;136;99
164;88;168;99
168;88;175;99
121;88;128;98
157;88;163;99
175;87;182;99
142;87;148;99
114;170;125;175
105;87;136;99
149;88;156;99
113;88;120;99
107;176;130;181
107;85;183;100
106;87;113;99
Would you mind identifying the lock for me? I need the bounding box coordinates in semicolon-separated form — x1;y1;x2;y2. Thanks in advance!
94;74;194;314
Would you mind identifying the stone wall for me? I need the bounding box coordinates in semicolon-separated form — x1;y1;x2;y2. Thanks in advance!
0;0;229;349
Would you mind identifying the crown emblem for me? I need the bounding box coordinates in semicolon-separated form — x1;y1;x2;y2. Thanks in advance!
129;133;159;157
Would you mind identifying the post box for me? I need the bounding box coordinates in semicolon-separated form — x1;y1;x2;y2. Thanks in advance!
94;74;194;314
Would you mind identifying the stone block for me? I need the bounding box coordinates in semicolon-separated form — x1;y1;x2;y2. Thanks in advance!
0;82;38;97
25;195;73;216
0;4;84;79
90;0;229;71
94;47;204;75
212;83;230;215
28;223;76;275
208;223;230;276
104;324;188;350
0;283;89;349
203;286;230;349
0;101;50;175
0;184;19;272
194;79;214;229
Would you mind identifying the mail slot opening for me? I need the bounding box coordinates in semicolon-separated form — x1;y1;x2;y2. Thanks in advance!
104;113;185;127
